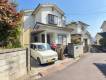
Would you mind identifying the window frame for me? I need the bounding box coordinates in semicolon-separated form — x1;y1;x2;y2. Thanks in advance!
48;14;58;25
58;34;67;45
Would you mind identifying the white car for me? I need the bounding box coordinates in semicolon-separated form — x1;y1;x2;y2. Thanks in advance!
30;43;58;65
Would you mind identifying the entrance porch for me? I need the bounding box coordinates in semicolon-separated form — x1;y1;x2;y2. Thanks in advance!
31;30;71;45
30;22;72;46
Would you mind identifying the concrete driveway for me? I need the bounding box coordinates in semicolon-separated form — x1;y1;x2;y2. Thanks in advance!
39;53;106;80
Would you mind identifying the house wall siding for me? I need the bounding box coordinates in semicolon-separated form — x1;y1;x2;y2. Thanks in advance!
69;24;83;34
35;10;42;23
37;7;64;27
23;12;35;30
22;29;31;48
77;24;82;34
102;26;106;32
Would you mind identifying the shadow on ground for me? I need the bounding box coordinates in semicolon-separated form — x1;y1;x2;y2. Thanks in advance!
90;45;106;53
94;63;106;76
31;57;54;68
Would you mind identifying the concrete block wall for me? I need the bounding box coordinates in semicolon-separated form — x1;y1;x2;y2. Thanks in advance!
74;45;83;58
0;48;27;80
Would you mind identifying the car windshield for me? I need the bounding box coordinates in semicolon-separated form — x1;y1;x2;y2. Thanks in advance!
37;44;51;51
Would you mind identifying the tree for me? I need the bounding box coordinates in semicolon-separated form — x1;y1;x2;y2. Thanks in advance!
71;34;81;44
0;0;22;48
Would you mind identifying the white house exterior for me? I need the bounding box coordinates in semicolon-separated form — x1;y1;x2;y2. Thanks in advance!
96;33;103;45
22;4;72;47
67;21;92;46
32;4;65;27
95;21;106;45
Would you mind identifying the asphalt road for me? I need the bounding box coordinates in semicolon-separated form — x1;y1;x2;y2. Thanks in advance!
39;53;106;80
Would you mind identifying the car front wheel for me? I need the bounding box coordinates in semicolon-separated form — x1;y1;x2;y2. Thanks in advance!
37;57;41;65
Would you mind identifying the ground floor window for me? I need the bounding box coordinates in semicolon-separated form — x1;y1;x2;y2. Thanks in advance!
58;34;67;45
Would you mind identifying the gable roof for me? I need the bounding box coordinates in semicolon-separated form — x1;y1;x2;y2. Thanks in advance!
78;21;89;26
66;21;89;29
67;21;89;26
32;3;64;15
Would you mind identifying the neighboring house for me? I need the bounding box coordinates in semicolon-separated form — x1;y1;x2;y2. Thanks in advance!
96;32;106;45
21;3;72;47
67;21;92;46
96;21;106;45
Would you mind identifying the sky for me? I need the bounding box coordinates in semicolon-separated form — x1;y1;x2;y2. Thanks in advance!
17;0;106;37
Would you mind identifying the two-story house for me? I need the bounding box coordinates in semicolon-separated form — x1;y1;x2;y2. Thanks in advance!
21;4;72;47
67;21;92;47
96;21;106;45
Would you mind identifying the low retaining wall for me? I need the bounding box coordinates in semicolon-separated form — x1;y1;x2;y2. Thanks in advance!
0;48;27;80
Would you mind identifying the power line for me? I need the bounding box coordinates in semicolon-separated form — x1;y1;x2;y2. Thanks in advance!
67;6;106;12
33;0;40;4
65;5;106;15
66;11;106;16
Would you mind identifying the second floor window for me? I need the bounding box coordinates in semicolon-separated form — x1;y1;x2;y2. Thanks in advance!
48;14;58;25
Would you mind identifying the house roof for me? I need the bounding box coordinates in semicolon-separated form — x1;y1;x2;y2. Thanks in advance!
32;3;64;15
66;21;89;30
22;10;34;13
97;32;106;38
67;21;89;26
66;22;77;26
101;21;106;28
78;21;89;26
